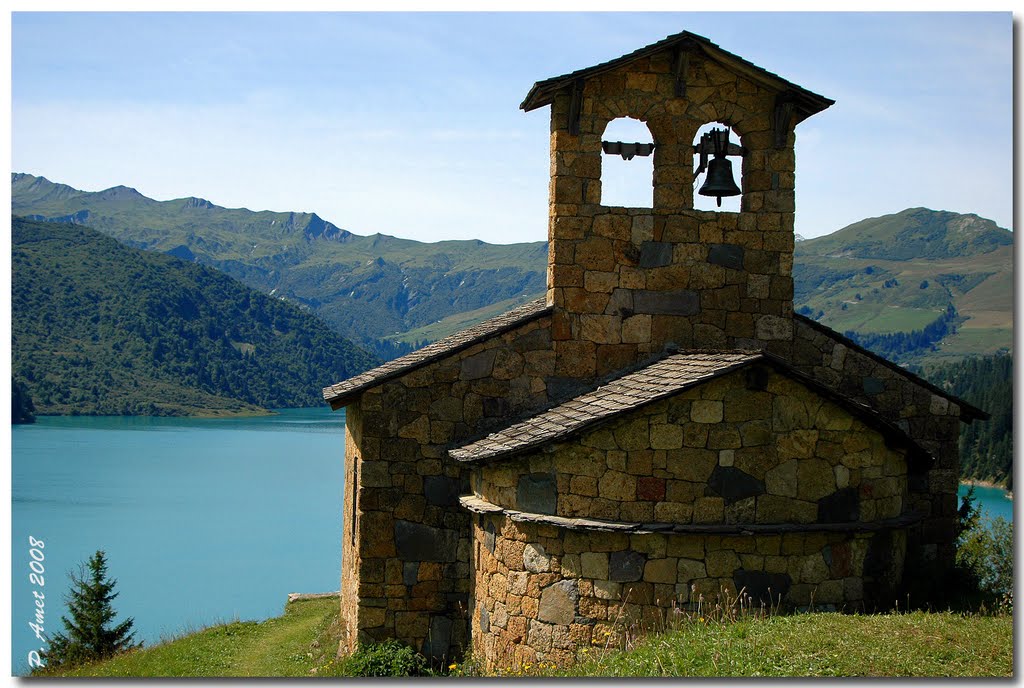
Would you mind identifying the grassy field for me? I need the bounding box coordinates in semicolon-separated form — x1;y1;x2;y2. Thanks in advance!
36;597;345;678
36;596;1013;678
550;612;1012;678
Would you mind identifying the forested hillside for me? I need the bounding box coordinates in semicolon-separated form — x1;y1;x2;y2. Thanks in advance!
12;216;378;416
923;354;1013;488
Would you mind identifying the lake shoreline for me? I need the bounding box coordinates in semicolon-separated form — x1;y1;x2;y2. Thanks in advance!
961;479;1012;500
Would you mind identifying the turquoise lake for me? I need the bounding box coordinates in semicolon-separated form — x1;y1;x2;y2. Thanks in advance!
11;408;347;675
10;410;1014;674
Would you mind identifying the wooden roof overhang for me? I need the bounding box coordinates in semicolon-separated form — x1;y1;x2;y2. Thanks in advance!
521;30;834;140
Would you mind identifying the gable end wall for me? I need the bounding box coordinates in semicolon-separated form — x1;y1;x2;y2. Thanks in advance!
339;313;558;659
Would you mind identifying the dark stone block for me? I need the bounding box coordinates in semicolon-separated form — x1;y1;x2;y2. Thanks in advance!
609;550;645;582
483;516;495;552
826;542;853;577
639;241;674;268
482;396;511;418
607;288;635;317
446;591;470;607
745;365;770;391
381;438;419;462
424;475;460;507
705;466;765;505
817;487;860;523
634;289;700;316
733;569;791;605
863;530;892;580
394;520;459;562
517;327;552;352
707;243;745;271
517;473;557;514
461;349;497;381
479;606;490;633
403;561;420;586
863;377;886;396
422;615;453;660
622;242;641;265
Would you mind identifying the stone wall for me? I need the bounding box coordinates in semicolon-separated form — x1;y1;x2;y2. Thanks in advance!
464;364;917;670
547;51;798;366
469;513;904;672
337;312;556;660
785;317;964;572
472;367;911;528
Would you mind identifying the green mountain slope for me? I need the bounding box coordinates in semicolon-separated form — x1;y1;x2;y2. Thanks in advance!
12;216;377;416
12;173;547;357
794;208;1012;364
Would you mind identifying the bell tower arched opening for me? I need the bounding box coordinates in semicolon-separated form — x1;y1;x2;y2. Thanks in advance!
692;121;744;213
599;117;655;209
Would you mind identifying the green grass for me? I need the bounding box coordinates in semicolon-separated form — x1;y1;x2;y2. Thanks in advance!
38;597;345;678
37;595;1013;678
551;612;1012;677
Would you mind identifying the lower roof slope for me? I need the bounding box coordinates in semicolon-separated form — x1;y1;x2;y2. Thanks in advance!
322;297;550;409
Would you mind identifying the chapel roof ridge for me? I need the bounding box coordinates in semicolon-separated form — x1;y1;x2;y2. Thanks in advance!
520;28;834;118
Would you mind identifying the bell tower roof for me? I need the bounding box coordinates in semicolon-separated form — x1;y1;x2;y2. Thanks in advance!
521;29;834;122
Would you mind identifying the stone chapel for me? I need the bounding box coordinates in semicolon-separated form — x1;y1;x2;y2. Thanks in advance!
322;30;986;670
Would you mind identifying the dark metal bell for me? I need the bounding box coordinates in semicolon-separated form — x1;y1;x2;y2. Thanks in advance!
698;156;741;207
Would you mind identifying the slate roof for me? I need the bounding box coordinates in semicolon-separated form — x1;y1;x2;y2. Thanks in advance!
521;30;834;121
449;350;933;467
450;350;759;463
322;297;551;409
794;314;988;422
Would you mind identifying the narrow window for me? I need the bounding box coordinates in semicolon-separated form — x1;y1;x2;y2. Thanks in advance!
600;117;655;208
350;458;359;545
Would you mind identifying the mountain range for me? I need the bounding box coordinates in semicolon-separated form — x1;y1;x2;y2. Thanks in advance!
12;173;1013;366
12;173;547;360
794;208;1012;365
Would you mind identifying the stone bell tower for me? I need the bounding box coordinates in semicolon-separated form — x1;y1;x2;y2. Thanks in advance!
520;32;833;379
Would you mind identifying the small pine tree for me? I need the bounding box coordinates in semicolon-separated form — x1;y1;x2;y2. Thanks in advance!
41;550;139;669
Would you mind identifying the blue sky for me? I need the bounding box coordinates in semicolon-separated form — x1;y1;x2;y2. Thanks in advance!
11;11;1013;243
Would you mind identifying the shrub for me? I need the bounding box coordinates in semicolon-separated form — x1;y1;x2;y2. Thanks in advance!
338;639;432;677
38;550;139;671
957;513;1013;612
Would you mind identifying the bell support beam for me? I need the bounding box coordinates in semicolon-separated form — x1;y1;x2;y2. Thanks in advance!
772;92;797;149
692;142;744;157
672;47;689;98
566;78;584;136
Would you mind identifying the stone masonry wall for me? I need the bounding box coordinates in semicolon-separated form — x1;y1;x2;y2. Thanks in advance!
469;513;903;672
472;368;911;528
784;318;963;572
338;313;556;659
547;51;798;374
